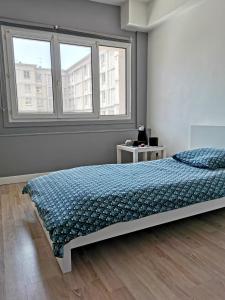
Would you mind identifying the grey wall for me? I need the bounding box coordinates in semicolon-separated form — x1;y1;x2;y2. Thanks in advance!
147;0;225;155
0;0;148;177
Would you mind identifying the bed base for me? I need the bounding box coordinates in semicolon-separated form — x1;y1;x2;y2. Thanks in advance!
34;197;225;273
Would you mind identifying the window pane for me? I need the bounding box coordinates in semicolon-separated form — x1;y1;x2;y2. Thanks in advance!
13;37;54;113
60;43;93;113
99;46;126;116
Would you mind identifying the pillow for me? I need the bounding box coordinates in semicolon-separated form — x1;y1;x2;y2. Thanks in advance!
172;148;225;170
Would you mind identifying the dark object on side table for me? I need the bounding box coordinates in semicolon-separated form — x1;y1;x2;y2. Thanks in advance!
133;140;139;147
138;125;148;145
149;137;159;146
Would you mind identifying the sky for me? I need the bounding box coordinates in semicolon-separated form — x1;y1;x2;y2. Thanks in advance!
13;37;91;70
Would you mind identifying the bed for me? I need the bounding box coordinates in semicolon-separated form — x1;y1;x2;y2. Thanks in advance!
23;145;225;273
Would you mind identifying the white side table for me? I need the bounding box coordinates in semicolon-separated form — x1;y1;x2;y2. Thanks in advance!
117;145;166;163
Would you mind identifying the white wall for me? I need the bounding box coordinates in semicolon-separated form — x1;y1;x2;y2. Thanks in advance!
147;0;225;155
147;0;191;26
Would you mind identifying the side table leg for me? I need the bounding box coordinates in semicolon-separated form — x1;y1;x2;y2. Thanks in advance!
143;152;148;161
117;149;122;163
133;149;138;163
162;149;166;159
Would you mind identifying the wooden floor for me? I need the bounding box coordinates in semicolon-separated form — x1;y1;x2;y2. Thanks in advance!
2;185;225;299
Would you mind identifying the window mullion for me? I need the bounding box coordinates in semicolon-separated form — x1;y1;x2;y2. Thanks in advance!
51;33;62;118
92;43;100;118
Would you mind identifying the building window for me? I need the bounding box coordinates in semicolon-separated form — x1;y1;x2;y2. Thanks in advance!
100;73;106;85
100;53;105;66
11;35;54;114
2;26;131;122
36;86;42;94
23;70;30;79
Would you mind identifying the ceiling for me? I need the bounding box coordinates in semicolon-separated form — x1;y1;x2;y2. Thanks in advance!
89;0;150;6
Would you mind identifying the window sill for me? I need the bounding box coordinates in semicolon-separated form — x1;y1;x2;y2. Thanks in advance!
0;127;138;138
3;115;135;128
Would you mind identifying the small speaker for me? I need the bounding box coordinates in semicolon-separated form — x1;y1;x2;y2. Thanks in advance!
149;137;158;146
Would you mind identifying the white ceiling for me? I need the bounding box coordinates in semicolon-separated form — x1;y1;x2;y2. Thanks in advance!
89;0;150;6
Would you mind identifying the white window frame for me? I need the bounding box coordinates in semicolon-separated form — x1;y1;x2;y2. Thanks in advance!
97;40;131;121
1;26;131;123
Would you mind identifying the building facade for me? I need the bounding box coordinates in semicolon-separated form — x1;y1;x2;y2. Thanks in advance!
15;47;126;115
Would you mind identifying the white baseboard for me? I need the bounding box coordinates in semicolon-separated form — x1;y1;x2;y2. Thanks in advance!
0;172;49;185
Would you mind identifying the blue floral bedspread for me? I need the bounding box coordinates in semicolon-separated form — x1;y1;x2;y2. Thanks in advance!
23;158;225;258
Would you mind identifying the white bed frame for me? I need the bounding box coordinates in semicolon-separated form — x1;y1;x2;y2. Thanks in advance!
34;125;225;273
35;197;225;273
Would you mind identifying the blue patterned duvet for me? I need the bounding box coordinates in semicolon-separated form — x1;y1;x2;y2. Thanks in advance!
23;158;225;257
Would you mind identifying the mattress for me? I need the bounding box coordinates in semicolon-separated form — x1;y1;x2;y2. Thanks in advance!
23;158;225;258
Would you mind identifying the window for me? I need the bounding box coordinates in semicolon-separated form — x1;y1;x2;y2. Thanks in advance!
11;36;54;114
100;73;106;85
100;53;105;66
36;86;42;94
60;43;93;114
23;71;30;79
2;26;131;122
99;46;126;116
